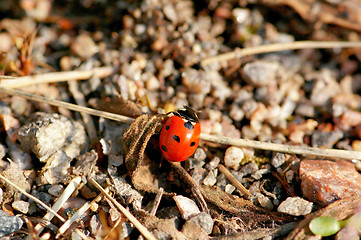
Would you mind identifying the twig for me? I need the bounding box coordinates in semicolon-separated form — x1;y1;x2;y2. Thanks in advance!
150;188;164;215
0;66;117;88
201;41;361;66
217;164;251;198
89;178;157;240
0;173;66;222
34;176;82;235
1;87;361;160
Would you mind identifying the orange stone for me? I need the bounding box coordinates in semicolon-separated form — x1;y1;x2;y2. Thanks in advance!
300;160;361;206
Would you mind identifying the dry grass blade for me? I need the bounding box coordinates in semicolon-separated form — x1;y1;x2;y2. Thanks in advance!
89;178;157;240
0;87;134;123
0;87;360;160
0;66;117;88
201;41;361;66
0;173;66;222
34;176;82;235
56;188;105;238
201;133;361;160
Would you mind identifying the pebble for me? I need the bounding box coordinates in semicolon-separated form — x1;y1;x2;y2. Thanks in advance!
311;69;340;104
12;200;30;214
229;103;245;122
242;60;280;87
311;130;343;148
203;169;217;186
32;191;52;210
173;195;200;220
251;168;270;180
191;166;207;185
71;34;98;59
225;184;236;194
38;150;71;185
240;162;259;176
48;184;64;197
182;69;211;95
205;156;221;171
300;160;361;205
277;197;313;216
183;212;214;235
6;138;32;170
271;152;286;168
256;193;274;211
224;146;244;170
17;112;87;162
0;210;23;237
193;148;207;162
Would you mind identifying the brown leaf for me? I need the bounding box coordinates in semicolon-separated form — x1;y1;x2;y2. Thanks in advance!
122;114;166;192
201;186;293;233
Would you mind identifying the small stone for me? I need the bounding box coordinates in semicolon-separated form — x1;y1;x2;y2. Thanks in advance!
32;191;52;210
185;212;213;234
71;34;98;59
193;148;207;162
229;103;245;122
256;193;273;211
182;69;211;95
205;156;220;171
340;110;361;127
242;61;280;87
225;184;236;194
39;150;71;185
17;112;87;162
0;210;23;237
300;160;361;205
191;166;207;185
251;168;269;180
173;195;200;220
352;140;361;151
202;170;217;186
240;162;259;176
271;152;286;168
48;185;64;197
277;197;313;216
311;130;343;148
224;146;244;170
12;200;30;214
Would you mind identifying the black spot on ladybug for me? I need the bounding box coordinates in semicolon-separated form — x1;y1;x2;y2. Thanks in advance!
190;142;196;147
173;135;180;142
165;125;170;130
184;121;194;130
161;145;168;152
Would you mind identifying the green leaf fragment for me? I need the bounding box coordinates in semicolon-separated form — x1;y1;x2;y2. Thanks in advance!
309;216;341;237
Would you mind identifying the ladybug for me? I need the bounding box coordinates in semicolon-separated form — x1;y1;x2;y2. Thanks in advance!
159;106;201;162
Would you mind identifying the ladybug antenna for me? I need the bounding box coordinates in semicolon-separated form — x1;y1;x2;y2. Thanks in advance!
177;106;199;122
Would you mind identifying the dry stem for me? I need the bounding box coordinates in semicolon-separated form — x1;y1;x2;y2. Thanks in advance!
201;41;361;66
218;164;251;198
1;86;361;160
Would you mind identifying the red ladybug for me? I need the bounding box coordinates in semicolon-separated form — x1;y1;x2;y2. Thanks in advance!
159;106;201;162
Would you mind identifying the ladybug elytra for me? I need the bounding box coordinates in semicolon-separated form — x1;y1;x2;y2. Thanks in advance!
159;106;201;162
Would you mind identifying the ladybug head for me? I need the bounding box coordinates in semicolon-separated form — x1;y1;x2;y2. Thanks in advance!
175;106;199;123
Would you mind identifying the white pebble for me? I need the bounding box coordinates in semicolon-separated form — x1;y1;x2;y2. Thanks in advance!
224;147;244;170
173;195;200;220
